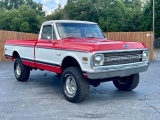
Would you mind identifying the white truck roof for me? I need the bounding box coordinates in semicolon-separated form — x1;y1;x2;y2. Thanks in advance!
42;20;97;25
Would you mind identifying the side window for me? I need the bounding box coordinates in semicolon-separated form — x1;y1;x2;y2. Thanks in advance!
41;25;56;40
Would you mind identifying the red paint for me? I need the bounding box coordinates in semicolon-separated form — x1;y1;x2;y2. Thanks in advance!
5;56;14;61
22;60;36;68
83;74;88;78
22;58;61;73
5;38;146;74
36;39;56;49
36;62;61;73
5;38;146;54
5;40;38;47
55;38;146;52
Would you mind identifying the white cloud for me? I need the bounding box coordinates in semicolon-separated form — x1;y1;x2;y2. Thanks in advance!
42;0;51;4
55;0;59;4
43;6;53;15
34;0;67;15
44;0;67;15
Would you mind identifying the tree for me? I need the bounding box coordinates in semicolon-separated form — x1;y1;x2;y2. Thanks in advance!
123;0;142;9
102;0;126;32
140;0;160;39
0;9;22;31
20;22;30;32
120;0;143;31
18;5;39;33
64;0;126;32
46;4;64;20
0;0;45;16
0;0;157;37
0;5;40;33
62;0;148;32
0;0;45;33
64;0;100;22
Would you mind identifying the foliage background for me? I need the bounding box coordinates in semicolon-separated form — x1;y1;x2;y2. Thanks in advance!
0;0;159;38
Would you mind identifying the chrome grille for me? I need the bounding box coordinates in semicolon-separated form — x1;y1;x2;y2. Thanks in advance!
104;51;143;66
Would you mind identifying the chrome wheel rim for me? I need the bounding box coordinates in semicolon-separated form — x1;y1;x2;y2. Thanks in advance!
65;75;77;97
15;63;21;77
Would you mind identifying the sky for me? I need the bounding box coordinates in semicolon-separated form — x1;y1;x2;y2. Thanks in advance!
34;0;67;15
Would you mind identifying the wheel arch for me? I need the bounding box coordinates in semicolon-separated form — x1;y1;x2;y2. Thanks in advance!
12;51;20;59
61;55;83;73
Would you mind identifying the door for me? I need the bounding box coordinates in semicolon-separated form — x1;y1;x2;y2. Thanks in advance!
35;25;61;73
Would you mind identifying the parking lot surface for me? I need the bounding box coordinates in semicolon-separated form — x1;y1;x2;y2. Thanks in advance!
0;60;160;120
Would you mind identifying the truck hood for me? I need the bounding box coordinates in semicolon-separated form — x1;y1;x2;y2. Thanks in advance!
57;38;146;52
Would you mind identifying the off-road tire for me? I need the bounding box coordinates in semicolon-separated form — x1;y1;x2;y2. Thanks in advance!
62;67;90;103
14;58;30;81
113;73;139;91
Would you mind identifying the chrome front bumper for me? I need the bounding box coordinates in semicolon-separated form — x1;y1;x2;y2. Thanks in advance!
87;62;149;79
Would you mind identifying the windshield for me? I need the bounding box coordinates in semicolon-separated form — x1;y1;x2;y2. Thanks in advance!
56;23;105;39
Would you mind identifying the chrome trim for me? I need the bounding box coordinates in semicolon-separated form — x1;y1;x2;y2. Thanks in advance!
90;49;148;68
92;48;148;54
93;54;104;67
123;43;129;49
90;54;94;69
92;62;148;71
142;51;149;62
87;62;149;79
104;54;142;62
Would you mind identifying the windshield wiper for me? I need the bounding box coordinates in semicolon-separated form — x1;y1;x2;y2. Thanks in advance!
63;36;83;39
86;36;96;38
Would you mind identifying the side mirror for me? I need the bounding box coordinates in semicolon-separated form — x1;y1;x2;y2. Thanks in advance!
46;36;56;45
46;36;51;40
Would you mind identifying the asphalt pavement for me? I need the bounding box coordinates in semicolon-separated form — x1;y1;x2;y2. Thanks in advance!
154;49;160;60
0;60;160;120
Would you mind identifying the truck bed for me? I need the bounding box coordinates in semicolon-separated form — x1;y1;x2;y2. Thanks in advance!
5;39;38;67
5;39;38;46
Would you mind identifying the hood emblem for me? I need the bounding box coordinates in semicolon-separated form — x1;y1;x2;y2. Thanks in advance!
123;44;129;49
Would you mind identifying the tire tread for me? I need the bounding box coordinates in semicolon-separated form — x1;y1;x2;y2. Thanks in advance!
113;74;139;91
14;58;30;81
62;67;89;103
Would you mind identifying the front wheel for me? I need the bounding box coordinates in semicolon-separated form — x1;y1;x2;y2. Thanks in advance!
113;74;139;91
14;58;30;81
61;67;90;103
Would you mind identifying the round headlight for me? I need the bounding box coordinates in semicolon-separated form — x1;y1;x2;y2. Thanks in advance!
94;54;104;66
143;52;148;61
95;55;102;62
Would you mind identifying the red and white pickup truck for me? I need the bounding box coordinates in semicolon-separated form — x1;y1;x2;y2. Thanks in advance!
5;20;149;103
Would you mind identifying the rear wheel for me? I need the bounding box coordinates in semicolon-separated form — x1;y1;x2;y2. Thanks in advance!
113;74;139;91
14;58;30;81
62;67;90;103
